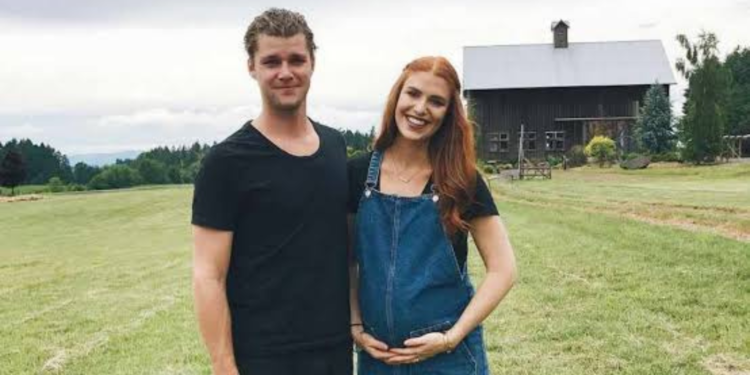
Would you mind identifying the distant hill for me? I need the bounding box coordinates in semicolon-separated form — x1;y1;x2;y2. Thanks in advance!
68;150;141;166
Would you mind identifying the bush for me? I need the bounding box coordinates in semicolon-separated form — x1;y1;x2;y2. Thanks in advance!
621;153;641;161
88;165;143;190
585;136;617;167
68;184;87;192
48;177;65;193
481;164;497;174
650;151;682;163
546;155;563;167
565;145;587;167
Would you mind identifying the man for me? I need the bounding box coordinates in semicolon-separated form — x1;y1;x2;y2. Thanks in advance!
192;8;351;375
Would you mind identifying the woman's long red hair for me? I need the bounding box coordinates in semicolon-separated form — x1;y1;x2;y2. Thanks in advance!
374;56;477;235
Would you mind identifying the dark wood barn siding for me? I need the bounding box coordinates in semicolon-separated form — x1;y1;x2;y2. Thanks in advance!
467;85;664;161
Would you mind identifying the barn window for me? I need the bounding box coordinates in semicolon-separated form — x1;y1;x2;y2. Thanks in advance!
487;133;509;153
523;132;537;151
499;133;509;152
546;131;565;151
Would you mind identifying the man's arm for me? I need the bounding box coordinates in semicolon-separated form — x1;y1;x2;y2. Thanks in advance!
193;225;239;375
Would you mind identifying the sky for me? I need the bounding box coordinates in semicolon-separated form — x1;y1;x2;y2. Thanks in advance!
1;0;749;155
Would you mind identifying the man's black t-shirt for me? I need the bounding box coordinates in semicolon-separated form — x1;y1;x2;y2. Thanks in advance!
192;120;351;360
347;152;499;270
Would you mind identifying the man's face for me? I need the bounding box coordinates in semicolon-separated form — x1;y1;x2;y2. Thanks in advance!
249;33;314;113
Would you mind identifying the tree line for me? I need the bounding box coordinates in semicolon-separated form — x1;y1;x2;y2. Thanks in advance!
0;128;374;195
613;32;750;164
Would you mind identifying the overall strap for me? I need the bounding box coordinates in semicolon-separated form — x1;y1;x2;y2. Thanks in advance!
365;150;383;191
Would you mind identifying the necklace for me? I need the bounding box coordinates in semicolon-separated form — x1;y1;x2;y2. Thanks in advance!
396;168;421;183
392;160;425;183
386;150;428;184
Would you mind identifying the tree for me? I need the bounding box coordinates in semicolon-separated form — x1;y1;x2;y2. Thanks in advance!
0;139;73;183
87;165;142;190
635;83;676;154
675;32;731;163
135;158;168;184
725;47;750;135
72;162;101;185
0;150;27;196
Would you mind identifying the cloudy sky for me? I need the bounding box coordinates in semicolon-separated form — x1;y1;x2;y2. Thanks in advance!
1;0;748;155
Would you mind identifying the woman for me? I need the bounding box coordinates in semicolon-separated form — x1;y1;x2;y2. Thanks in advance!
348;56;517;375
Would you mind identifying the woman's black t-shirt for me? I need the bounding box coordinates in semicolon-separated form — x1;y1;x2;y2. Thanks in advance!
347;152;499;270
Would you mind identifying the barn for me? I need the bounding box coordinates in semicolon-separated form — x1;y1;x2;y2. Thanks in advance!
464;21;676;163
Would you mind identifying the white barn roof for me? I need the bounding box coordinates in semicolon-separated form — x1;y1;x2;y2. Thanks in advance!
463;40;676;91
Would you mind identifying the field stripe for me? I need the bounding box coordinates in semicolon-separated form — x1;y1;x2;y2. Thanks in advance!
40;295;178;373
1;299;74;331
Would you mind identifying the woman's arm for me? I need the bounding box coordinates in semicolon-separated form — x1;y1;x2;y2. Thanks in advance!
388;215;516;364
444;215;517;345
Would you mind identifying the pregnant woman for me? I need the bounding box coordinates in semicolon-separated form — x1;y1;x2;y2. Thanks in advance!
348;56;517;374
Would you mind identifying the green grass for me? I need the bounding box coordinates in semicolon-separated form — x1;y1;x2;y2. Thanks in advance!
1;163;748;374
0;186;206;374
0;184;50;196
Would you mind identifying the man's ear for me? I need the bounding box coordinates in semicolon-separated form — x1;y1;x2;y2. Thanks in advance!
248;58;257;80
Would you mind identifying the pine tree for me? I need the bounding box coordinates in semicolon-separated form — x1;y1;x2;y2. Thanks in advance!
635;84;676;154
675;32;731;163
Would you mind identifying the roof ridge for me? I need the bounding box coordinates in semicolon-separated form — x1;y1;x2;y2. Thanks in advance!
463;39;663;49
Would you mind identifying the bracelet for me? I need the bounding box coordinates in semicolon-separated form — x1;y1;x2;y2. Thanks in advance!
350;323;364;327
442;332;452;353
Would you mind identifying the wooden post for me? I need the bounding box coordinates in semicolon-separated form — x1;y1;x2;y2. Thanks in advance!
518;123;525;180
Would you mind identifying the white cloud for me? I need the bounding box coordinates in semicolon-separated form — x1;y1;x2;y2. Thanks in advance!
0;123;43;139
2;0;749;152
309;105;380;133
94;106;258;131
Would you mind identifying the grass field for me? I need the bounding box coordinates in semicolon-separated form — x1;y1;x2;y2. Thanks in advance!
1;163;748;374
0;184;51;196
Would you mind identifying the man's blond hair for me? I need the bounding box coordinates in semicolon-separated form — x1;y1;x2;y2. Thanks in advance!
244;8;317;62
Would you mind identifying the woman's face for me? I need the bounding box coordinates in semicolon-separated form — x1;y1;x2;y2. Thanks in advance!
394;71;451;144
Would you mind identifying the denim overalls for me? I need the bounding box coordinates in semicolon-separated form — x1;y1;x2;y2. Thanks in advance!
355;151;489;375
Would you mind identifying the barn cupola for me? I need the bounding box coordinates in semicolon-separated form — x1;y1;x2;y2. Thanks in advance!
551;20;570;48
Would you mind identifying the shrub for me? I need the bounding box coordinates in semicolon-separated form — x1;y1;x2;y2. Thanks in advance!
651;151;682;163
546;155;563;167
88;165;143;190
68;184;87;192
565;145;587;167
48;177;65;193
481;164;497;174
585;136;617;167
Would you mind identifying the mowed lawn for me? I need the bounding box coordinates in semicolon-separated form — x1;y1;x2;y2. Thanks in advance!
1;163;749;374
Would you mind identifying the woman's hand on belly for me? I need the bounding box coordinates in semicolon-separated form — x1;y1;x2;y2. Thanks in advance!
385;332;452;365
353;328;395;362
